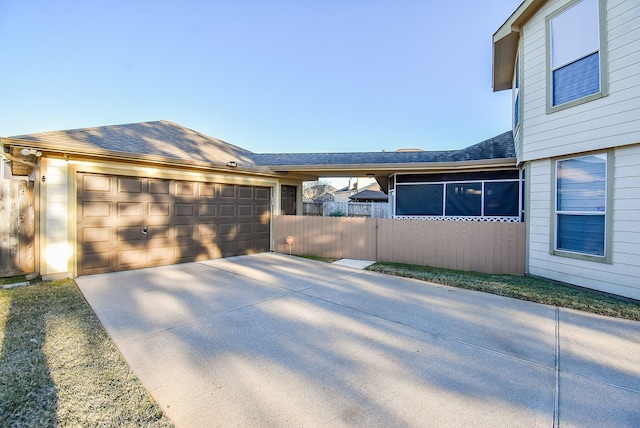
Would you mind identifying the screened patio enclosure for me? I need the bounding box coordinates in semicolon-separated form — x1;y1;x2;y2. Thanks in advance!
392;170;524;222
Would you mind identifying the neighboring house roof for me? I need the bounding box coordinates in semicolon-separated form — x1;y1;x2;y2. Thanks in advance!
252;131;515;167
9;120;257;169
349;183;388;202
349;190;388;202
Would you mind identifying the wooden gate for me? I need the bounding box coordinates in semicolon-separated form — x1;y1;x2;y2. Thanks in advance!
0;180;35;277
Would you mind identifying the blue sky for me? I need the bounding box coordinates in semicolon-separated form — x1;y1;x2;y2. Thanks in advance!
0;0;521;154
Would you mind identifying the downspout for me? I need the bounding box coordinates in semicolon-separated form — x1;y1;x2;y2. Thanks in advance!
3;151;40;281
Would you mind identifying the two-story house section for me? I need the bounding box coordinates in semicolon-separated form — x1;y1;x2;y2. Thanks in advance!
493;0;640;299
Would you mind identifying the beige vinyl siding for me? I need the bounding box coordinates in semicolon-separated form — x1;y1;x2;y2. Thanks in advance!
526;160;552;260
519;0;640;162
527;145;640;300
42;158;71;277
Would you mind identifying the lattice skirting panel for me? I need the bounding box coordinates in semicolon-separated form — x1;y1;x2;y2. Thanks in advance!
393;216;521;223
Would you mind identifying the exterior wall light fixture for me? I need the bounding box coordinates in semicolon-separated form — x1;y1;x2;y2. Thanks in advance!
20;148;42;157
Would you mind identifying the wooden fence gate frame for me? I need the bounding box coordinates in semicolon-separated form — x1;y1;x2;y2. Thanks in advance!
0;180;35;277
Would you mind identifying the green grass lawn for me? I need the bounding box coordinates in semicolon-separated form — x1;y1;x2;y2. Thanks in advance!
366;262;640;321
0;279;173;427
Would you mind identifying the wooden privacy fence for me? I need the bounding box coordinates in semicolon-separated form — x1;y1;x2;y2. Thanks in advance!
273;216;526;275
0;180;35;277
303;201;390;218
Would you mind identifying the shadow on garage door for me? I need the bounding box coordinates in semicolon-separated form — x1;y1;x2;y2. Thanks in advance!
77;172;271;275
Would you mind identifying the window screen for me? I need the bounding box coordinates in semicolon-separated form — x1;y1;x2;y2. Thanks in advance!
396;184;443;216
557;214;605;256
553;52;600;106
445;183;482;216
485;182;519;216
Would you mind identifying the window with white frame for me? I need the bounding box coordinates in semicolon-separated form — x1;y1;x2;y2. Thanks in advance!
555;154;606;257
549;0;602;108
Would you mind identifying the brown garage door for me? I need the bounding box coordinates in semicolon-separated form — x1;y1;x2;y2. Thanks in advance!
77;173;271;275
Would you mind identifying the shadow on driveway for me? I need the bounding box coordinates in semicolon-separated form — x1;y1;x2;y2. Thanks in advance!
76;253;640;427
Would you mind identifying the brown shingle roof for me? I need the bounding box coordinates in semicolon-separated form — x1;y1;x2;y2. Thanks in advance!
11;120;256;167
9;121;515;171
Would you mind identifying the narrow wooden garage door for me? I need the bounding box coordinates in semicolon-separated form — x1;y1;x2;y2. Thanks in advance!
77;173;271;275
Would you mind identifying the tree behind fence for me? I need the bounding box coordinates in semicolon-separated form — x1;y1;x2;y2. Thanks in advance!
273;215;526;275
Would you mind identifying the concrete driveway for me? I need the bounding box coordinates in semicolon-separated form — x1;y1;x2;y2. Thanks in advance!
76;253;640;427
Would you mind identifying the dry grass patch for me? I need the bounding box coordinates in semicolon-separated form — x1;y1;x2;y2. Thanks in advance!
366;262;640;321
0;279;173;427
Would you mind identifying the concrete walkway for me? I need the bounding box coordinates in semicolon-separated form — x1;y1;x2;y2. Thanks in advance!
76;253;640;427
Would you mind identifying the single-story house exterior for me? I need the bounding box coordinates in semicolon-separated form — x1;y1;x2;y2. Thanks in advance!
348;183;388;203
492;0;640;299
1;120;520;280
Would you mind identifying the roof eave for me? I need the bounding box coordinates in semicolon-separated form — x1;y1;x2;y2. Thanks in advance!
267;158;518;175
1;137;278;178
492;0;547;92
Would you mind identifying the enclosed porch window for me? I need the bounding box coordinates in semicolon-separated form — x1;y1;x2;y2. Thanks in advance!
394;170;522;221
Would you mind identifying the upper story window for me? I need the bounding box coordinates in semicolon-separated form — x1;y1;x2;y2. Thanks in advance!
548;0;604;110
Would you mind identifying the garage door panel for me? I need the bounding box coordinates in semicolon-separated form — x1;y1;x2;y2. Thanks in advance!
78;172;271;275
256;204;270;215
175;204;195;218
236;239;254;253
118;177;144;194
118;202;143;218
220;242;236;257
175;225;193;238
198;204;216;217
236;222;253;234
82;175;113;193
148;247;173;264
199;183;216;197
149;180;170;195
219;205;235;217
218;185;235;198
175;244;199;262
254;238;270;250
147;225;170;239
82;201;113;218
149;203;171;218
219;223;236;237
238;187;253;199
117;249;144;269
82;226;112;244
118;226;145;243
176;182;195;196
255;222;270;234
82;252;113;272
255;188;269;200
238;205;253;217
198;243;222;259
198;223;217;237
